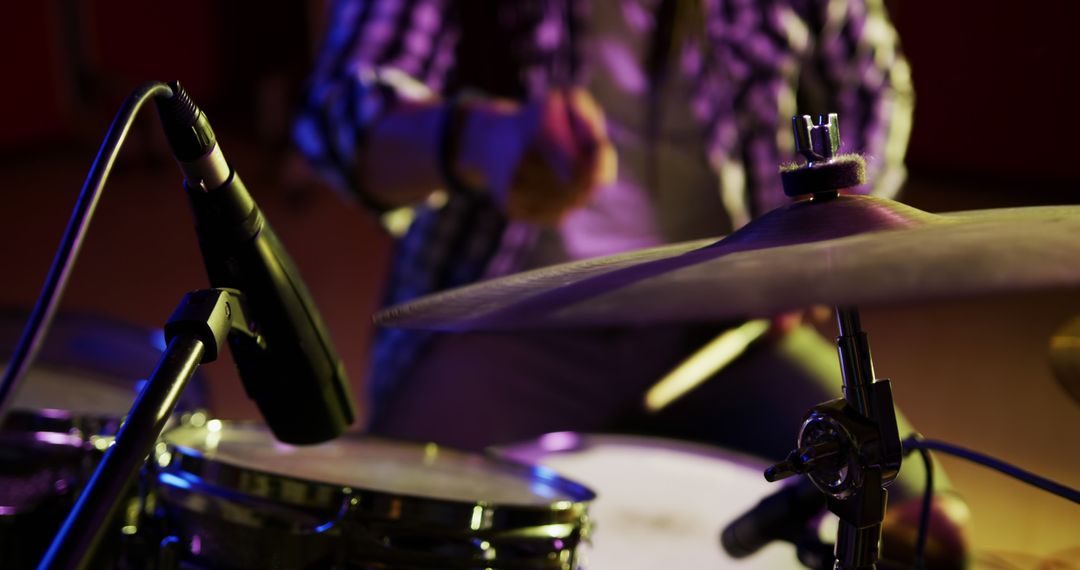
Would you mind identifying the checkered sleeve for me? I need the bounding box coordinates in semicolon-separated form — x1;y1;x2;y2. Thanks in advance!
292;0;460;212
796;0;914;199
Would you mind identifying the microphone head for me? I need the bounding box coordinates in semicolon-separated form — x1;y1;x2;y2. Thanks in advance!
720;477;827;558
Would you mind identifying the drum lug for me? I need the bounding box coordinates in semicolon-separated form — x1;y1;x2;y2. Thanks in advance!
157;535;181;570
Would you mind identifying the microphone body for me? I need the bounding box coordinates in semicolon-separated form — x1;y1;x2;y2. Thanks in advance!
156;82;355;444
721;477;827;559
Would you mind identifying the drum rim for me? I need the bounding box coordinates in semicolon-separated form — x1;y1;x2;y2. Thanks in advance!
0;408;124;453
157;421;594;535
2;407;123;432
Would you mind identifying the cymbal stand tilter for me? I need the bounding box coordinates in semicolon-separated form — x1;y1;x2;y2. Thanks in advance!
765;306;902;569
764;115;903;569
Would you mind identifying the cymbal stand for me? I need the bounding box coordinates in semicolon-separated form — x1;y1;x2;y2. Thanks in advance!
768;304;902;565
37;288;256;570
766;115;903;568
764;306;903;569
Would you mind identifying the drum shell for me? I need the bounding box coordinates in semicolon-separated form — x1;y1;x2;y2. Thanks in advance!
0;426;89;568
0;410;140;569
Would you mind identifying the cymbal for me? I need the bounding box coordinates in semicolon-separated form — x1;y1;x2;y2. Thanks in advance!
374;195;1080;331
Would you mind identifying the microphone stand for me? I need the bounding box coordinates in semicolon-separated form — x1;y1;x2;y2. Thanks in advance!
37;288;257;570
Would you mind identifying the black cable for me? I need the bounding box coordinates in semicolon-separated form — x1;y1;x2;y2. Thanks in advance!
911;441;934;570
903;436;1080;504
0;81;174;422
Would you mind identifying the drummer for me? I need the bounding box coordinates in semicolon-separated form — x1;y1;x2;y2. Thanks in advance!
294;0;966;565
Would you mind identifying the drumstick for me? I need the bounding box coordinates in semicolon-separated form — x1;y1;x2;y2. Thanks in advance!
644;319;770;412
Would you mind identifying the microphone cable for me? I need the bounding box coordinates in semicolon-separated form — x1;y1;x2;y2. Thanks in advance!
0;81;174;422
905;439;934;570
902;435;1080;569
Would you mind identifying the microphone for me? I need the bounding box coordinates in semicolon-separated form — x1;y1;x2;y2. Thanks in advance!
721;476;827;559
154;81;355;444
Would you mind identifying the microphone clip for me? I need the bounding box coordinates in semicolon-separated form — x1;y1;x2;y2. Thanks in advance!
163;288;264;364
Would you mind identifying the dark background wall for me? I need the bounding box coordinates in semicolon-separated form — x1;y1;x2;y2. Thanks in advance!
0;1;1077;562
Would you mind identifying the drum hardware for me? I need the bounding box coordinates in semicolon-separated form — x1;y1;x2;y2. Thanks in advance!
703;121;926;569
156;535;182;569
759;117;902;570
764;306;901;570
39;288;253;569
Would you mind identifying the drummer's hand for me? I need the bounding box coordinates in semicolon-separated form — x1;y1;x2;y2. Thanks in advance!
765;311;804;340
457;89;616;225
764;306;836;341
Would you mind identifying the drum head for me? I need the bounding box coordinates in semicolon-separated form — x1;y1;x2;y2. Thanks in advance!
494;433;804;569
163;422;593;519
0;311;207;417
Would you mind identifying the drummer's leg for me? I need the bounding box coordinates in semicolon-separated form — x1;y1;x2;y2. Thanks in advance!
368;329;690;451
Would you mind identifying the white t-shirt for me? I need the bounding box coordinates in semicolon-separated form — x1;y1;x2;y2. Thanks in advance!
523;0;732;269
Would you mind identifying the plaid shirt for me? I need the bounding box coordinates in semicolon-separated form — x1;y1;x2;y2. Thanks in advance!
293;0;913;410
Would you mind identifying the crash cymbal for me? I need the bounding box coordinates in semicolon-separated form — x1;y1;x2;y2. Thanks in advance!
374;194;1080;331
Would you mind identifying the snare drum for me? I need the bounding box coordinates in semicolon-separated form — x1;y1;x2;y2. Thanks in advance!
150;422;594;569
494;433;803;569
